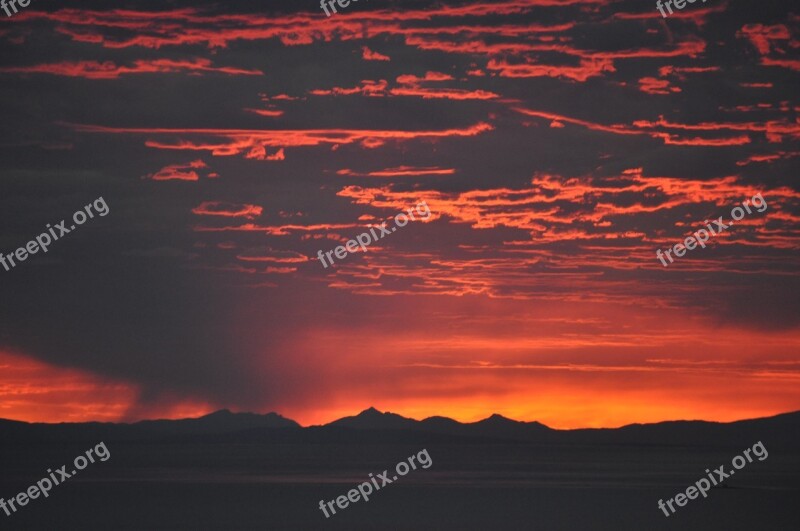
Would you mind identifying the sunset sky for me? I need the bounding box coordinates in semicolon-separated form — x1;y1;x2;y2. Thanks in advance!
0;0;798;428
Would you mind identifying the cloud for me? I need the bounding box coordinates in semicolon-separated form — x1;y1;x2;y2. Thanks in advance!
337;166;456;177
145;159;210;181
192;201;264;219
0;58;262;78
236;248;309;264
66;122;495;159
362;46;390;61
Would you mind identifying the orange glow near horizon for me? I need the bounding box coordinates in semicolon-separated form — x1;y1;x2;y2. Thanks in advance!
280;370;800;429
0;350;138;423
0;350;213;424
260;302;800;428
3;296;800;428
2;345;798;428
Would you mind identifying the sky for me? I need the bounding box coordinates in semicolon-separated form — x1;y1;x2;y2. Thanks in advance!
0;0;798;428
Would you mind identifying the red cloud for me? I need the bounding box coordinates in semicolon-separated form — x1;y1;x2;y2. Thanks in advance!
362;46;390;61
17;3;564;50
613;1;726;23
245;108;284;117
639;77;681;95
236;247;309;264
0;58;262;78
738;23;800;71
337;166;456;177
309;79;389;97
192;201;263;219
66;122;495;159
738;24;792;55
486;57;616;81
309;78;497;100
512;107;798;146
194;222;362;236
396;71;454;84
145;159;208;181
389;87;499;99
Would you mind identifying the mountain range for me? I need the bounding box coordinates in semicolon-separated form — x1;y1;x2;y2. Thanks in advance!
2;407;798;447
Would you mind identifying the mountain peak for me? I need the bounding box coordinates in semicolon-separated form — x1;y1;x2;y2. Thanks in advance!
188;409;299;429
202;409;234;418
480;413;517;424
330;408;416;429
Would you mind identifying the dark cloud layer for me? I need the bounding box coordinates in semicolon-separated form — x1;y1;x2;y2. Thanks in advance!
0;0;798;425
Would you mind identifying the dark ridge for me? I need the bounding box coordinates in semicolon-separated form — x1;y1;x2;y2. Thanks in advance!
1;409;798;447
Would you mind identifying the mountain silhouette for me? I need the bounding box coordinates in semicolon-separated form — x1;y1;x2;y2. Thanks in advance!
328;407;419;430
1;408;798;448
0;409;299;444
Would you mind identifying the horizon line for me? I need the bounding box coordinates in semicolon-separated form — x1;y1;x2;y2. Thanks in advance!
2;406;799;430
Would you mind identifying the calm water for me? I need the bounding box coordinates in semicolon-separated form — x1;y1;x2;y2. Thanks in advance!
1;442;797;530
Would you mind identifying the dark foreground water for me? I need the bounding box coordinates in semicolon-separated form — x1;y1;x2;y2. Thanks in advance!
1;442;798;530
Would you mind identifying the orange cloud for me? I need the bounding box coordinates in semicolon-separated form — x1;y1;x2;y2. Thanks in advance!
145;159;208;181
193;222;362;236
396;71;454;84
612;1;726;23
362;46;390;61
245;108;284;117
308;78;498;100
0;58;262;78
17;3;593;51
236;248;309;264
192;201;263;219
486;57;616;81
337;166;456;177
67;122;495;159
389;87;499;99
513;107;773;146
738;23;800;71
638;77;681;95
